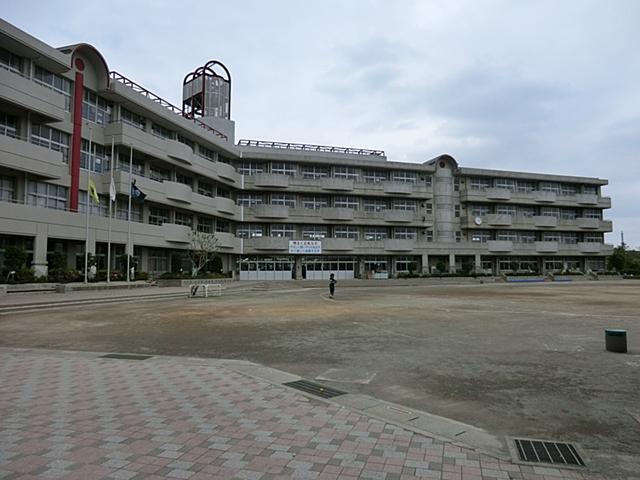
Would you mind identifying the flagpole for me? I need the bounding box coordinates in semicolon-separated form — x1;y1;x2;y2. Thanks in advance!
84;126;93;284
126;144;133;283
107;137;114;283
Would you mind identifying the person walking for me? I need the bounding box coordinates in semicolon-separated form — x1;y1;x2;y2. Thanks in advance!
329;273;337;298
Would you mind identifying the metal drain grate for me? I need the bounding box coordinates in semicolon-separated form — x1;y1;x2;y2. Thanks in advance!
514;439;585;466
100;353;152;360
283;380;346;399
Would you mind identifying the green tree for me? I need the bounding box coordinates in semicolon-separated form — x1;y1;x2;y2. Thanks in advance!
607;245;627;272
4;246;27;272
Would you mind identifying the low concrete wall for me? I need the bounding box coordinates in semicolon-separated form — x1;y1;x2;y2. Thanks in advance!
156;278;235;288
6;283;58;293
55;281;152;293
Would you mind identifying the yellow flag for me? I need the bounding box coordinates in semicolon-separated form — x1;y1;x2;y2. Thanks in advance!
88;179;100;204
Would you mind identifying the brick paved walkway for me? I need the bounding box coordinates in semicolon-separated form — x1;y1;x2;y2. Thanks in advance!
0;349;596;480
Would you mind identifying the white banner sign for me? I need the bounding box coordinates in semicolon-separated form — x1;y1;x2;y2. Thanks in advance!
289;240;322;254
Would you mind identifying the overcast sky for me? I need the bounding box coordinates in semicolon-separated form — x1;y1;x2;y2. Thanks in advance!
5;1;639;247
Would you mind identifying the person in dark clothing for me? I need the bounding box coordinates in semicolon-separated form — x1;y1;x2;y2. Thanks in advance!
329;273;336;298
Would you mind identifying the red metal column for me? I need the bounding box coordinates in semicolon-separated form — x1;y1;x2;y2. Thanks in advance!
69;58;85;212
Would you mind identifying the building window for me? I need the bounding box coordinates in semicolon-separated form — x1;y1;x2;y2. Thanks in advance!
176;173;193;188
470;204;490;217
237;224;264;238
541;207;560;218
270;224;295;238
560;184;578;196
363;198;387;212
583;233;603;243
364;257;388;272
496;231;517;241
334;226;358;240
392;171;417;183
0;175;16;202
149;206;170;225
271;162;296;176
33;66;72;110
174;212;193;227
424;202;433;215
217;187;231;199
148;249;170;274
516;180;536;192
333;166;358;179
0;47;23;74
302;195;328;209
453;177;460;191
80;139;109;173
120;107;146;130
237;161;263;175
394;256;416;273
424;229;433;242
582;209;601;219
31;124;70;163
197;216;214;233
27;181;67;211
517;206;535;218
392;199;416;211
216;220;230;233
495;205;516;216
198;146;216;162
494;178;516;191
177;134;194;150
195;181;214;198
302;225;327;239
561;208;577;220
271;193;296;208
544;258;564;272
517;231;536;244
150;164;172;182
0;112;18;138
79;191;108;217
236;193;263;207
83;89;111;125
542;232;561;242
540;182;560;194
334;196;358;209
561;232;578;244
469;177;490;190
301;165;329;179
117;155;144;176
454;205;461;217
455;231;462;242
364;227;387;241
362;170;387;183
116;199;142;222
470;230;491;243
583;185;597;195
151;122;172;139
393;227;417;240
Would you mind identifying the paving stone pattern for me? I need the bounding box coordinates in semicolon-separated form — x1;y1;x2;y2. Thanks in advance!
0;350;598;479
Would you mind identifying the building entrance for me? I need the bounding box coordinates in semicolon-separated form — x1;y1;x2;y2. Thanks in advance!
302;256;356;280
239;256;293;280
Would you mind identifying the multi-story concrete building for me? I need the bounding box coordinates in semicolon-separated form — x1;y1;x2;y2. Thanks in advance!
0;19;613;280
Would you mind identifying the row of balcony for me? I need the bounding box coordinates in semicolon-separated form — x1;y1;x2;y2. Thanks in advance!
464;214;612;231
246;204;424;224
462;187;611;208
0;132;66;179
244;173;431;196
485;240;611;255
0;67;68;122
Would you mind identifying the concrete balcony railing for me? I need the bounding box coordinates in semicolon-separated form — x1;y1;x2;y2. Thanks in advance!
486;214;512;227
251;173;290;188
487;240;513;253
321;207;355;221
214;196;238;216
321;177;354;191
384;239;417;252
246;236;289;250
166;139;194;165
383;181;413;195
0;134;65;179
251;204;289;219
384;210;416;223
535;241;559;253
322;238;355;251
578;242;603;254
485;187;512;201
533;215;558;228
534;191;557;203
215;232;238;249
576;217;601;229
575;193;598;205
162;223;191;243
214;161;239;184
0;68;67;122
164;181;192;204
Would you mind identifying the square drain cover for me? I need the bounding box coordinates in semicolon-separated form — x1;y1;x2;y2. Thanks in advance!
283;380;346;399
514;438;585;466
100;353;152;360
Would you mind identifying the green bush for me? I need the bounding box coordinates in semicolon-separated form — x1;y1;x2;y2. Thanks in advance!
4;246;28;272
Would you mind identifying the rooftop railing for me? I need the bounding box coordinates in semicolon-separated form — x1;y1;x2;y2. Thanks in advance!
108;71;228;141
237;139;385;156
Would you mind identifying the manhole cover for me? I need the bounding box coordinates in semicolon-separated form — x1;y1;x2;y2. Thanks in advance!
283;380;346;399
514;438;585;466
100;353;152;360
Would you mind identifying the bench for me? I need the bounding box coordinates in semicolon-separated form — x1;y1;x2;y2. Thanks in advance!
188;283;222;298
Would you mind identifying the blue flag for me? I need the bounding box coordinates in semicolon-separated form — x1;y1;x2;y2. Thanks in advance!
131;181;146;202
